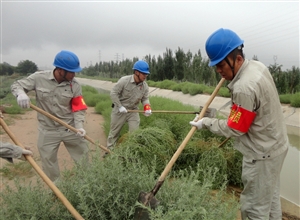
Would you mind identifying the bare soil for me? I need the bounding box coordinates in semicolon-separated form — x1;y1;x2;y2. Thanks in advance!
0;108;299;220
0;107;107;190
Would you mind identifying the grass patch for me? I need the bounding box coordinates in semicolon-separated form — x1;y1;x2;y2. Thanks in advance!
290;92;300;107
0;147;239;219
0;161;35;180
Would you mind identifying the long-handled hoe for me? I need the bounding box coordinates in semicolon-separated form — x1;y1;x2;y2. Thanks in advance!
0;111;85;220
133;78;226;220
29;103;110;154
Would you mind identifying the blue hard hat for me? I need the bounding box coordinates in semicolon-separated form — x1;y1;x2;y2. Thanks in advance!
53;50;82;72
205;28;244;66
132;60;150;74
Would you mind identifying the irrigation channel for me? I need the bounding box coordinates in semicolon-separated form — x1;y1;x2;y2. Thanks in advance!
77;78;300;217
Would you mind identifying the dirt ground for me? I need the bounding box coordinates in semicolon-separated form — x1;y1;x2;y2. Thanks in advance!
0;107;107;190
0;107;299;220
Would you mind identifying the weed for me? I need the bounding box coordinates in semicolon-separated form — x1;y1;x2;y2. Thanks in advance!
0;161;35;180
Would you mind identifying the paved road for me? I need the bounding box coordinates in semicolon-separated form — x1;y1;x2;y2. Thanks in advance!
77;78;300;135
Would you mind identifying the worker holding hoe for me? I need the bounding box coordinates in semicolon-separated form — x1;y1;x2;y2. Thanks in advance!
106;60;152;153
190;28;289;220
11;50;89;183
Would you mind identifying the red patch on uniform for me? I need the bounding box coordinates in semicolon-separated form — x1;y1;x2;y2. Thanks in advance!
71;96;88;112
227;104;256;132
144;104;151;111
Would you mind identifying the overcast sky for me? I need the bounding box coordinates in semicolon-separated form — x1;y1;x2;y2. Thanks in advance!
1;1;299;71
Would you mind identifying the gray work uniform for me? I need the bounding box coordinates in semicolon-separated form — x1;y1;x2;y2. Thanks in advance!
202;59;289;220
11;70;89;182
0;142;23;162
107;75;150;149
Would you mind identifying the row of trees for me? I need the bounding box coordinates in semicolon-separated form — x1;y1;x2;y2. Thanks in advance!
0;60;38;76
83;47;300;94
1;47;299;94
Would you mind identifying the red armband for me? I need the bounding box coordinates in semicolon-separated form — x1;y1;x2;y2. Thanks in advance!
227;104;256;132
144;104;151;111
72;96;88;112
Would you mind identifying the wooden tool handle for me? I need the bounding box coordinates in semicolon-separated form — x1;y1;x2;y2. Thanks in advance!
158;78;226;183
30;103;110;153
0;116;84;220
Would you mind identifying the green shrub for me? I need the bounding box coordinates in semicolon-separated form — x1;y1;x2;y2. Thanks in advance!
82;85;99;94
0;148;239;220
218;87;231;97
170;83;182;91
188;84;206;95
83;92;108;107
290;92;300;107
203;87;214;95
159;80;177;90
181;82;194;94
279;94;291;104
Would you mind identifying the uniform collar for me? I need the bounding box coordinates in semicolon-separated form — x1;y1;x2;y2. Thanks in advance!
227;59;249;90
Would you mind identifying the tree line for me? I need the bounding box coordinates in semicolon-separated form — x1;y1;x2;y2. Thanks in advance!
1;47;299;94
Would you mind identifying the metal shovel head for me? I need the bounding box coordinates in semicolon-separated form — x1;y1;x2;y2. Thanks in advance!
133;191;160;220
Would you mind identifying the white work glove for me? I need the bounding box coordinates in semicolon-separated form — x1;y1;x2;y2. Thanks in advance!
20;148;33;161
189;114;204;130
144;110;152;117
76;128;86;137
119;106;128;114
22;149;33;156
17;93;30;108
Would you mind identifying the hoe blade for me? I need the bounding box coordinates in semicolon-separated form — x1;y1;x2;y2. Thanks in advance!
133;191;160;220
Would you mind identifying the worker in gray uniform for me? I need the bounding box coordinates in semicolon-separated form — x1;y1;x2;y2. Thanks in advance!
190;28;289;220
11;50;89;183
106;60;152;152
0;141;32;162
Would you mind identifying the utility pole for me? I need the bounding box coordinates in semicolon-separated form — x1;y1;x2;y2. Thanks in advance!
98;50;101;76
273;55;277;65
115;53;120;63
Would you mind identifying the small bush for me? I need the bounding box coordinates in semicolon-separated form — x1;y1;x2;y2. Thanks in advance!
159;80;177;90
218;87;231;97
290;92;300;107
82;85;99;94
188;84;207;95
279;94;291;104
170;83;182;91
181;82;194;94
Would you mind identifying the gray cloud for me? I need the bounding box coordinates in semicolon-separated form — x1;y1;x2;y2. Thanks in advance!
1;1;299;70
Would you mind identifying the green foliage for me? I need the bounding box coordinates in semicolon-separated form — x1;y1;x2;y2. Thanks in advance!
0;63;14;76
290;92;300;107
0;178;65;219
170;83;182;91
0;161;35;180
279;94;291;104
118;127;177;174
16;60;38;75
181;82;194;94
218;87;231;97
1;93;23;114
0;148;239;219
188;84;207;96
82;85;99;94
146;80;157;87
83;92;105;107
158;80;177;90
